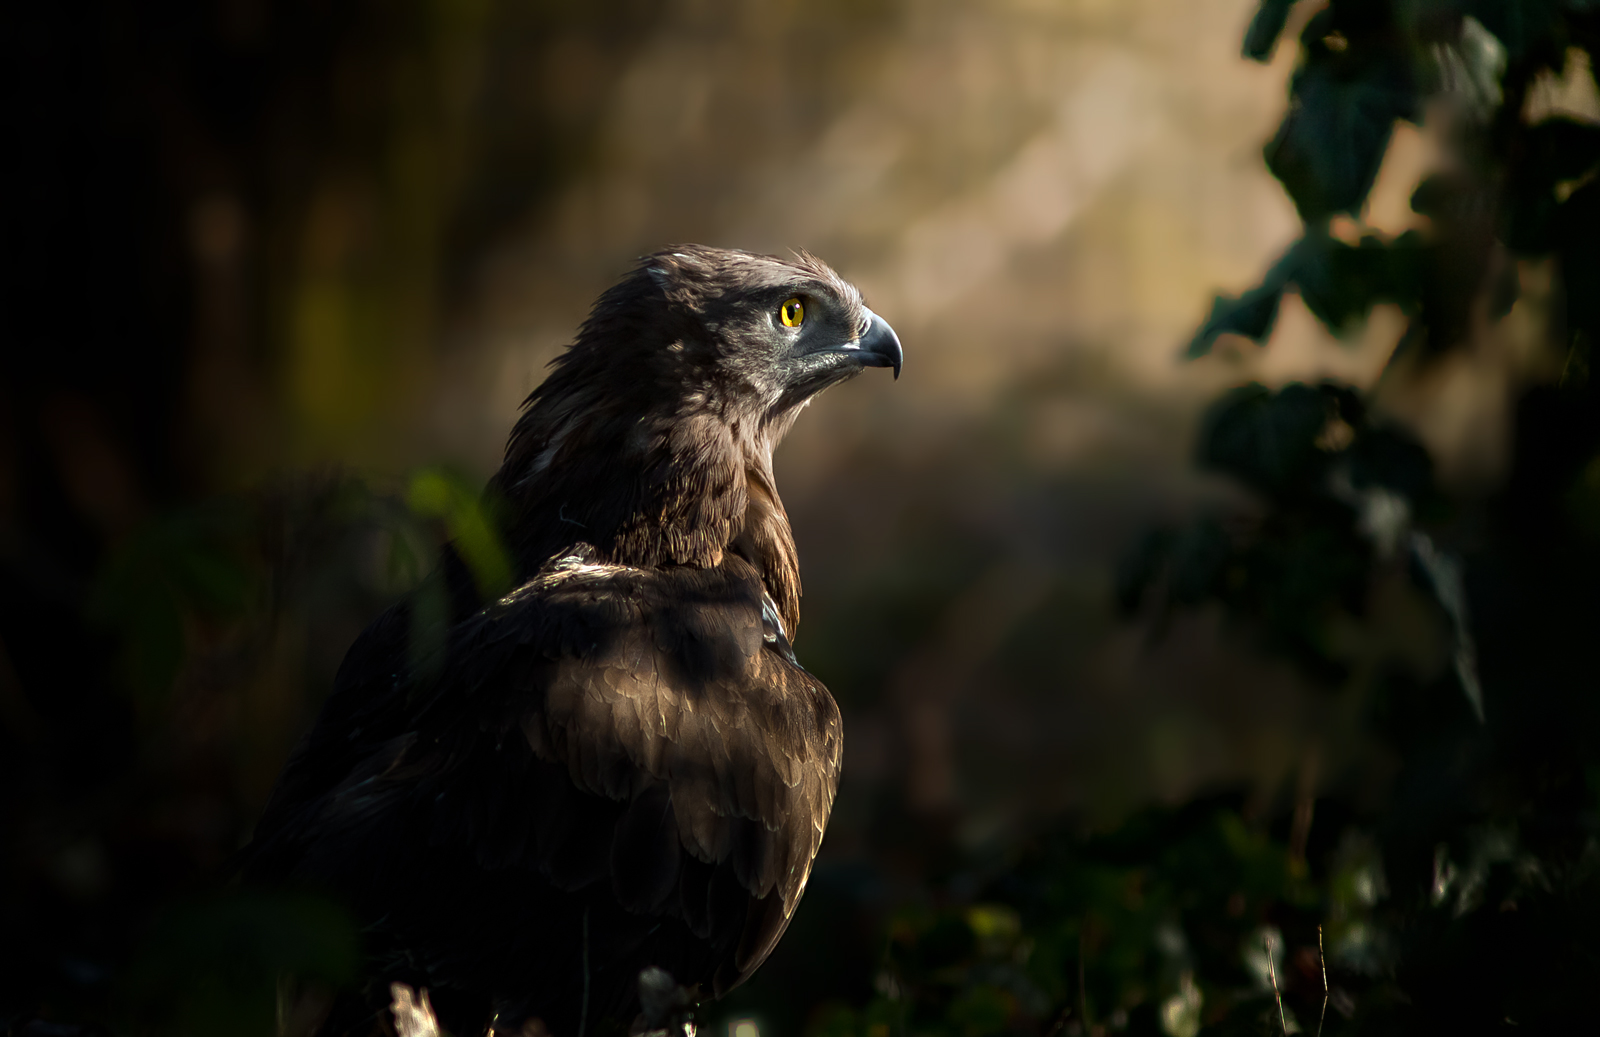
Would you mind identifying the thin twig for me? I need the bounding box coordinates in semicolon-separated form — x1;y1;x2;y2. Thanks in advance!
1316;926;1328;1037
1266;932;1287;1035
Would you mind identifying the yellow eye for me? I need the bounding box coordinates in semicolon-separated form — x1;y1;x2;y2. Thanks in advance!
780;297;805;328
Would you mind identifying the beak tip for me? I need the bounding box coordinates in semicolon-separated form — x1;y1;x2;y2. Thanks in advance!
860;308;903;382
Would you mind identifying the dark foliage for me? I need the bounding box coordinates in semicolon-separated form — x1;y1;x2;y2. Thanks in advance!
1120;0;1600;1032
1121;381;1439;686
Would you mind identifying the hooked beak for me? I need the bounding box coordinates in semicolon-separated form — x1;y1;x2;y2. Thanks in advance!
790;307;904;405
854;308;903;379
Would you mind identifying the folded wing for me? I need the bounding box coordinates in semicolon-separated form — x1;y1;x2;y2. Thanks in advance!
243;547;842;1017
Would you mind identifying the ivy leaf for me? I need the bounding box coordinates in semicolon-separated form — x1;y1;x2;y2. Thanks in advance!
1197;382;1349;498
1188;231;1429;356
1186;283;1286;358
1186;242;1304;357
1243;0;1296;61
1266;28;1419;220
1295;229;1428;330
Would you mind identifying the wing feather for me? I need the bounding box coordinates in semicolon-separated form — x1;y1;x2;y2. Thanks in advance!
241;548;841;1018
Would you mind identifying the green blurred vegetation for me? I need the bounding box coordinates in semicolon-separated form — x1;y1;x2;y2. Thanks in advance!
6;467;506;1033
122;892;358;1037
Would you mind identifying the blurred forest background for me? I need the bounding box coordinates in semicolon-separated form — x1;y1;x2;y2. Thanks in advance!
5;0;1600;1033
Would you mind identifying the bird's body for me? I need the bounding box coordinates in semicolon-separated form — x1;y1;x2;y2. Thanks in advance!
241;247;901;1036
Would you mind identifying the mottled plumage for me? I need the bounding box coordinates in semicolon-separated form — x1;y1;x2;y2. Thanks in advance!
241;246;901;1036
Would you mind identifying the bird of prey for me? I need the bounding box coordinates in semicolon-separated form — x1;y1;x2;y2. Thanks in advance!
241;246;902;1036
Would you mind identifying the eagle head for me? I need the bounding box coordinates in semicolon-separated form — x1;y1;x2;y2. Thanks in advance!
635;245;901;415
492;246;900;623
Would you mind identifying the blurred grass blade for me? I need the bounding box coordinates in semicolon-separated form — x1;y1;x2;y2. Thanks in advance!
406;467;514;600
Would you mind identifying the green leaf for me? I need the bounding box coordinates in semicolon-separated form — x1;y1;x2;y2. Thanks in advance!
405;468;458;517
1265;26;1418;220
1243;0;1295;61
1295;229;1427;330
1186;284;1286;358
407;466;514;600
1187;231;1427;356
1185;241;1304;357
1197;382;1351;497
